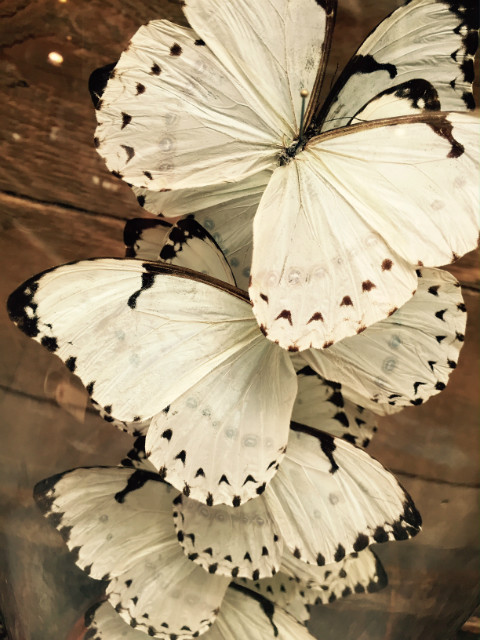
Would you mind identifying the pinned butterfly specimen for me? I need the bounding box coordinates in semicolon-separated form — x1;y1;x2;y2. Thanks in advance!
8;252;465;505
93;0;479;351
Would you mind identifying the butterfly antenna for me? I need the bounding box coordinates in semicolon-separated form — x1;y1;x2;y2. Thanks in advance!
299;89;309;143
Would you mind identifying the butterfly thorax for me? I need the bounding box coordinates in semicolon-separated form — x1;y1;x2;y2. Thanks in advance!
279;137;307;166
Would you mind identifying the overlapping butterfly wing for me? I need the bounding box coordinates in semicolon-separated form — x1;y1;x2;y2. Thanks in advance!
316;0;479;132
300;267;466;413
124;216;236;285
8;259;297;505
249;111;478;351
86;586;316;640
264;426;421;565
34;467;229;638
246;547;387;611
172;493;284;580
291;359;378;447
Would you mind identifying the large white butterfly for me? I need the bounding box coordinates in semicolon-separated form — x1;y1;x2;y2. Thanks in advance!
8;257;464;505
93;0;479;351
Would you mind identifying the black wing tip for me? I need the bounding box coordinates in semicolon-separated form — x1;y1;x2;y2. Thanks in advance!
7;278;38;328
88;62;117;109
84;601;103;628
123;217;172;248
33;470;69;513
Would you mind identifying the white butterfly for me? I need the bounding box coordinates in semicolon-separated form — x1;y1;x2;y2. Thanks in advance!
38;461;351;639
8;256;464;505
93;0;479;351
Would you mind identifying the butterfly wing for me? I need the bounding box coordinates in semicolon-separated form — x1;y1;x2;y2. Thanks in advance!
146;335;297;505
245;547;387;613
250;112;478;350
291;363;378;447
132;171;270;290
184;0;333;134
318;0;479;132
208;583;316;640
95;19;279;191
124;217;236;285
34;467;229;637
86;585;316;640
7;259;253;425
172;493;283;579
302;267;466;413
264;426;421;565
8;259;297;505
281;547;387;605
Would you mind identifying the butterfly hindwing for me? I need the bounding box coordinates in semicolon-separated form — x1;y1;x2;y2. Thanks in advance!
264;426;421;565
146;336;297;505
172;493;283;580
280;547;388;605
291;363;378;447
302;266;466;413
124;216;236;285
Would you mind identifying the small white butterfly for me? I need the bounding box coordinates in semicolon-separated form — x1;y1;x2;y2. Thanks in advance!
93;0;479;351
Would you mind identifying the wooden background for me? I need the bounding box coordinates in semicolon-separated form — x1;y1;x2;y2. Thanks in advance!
0;1;478;638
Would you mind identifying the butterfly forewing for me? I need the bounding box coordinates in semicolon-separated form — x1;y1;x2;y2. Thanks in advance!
95;20;278;190
124;217;236;285
185;0;330;136
318;0;479;132
7;259;255;427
